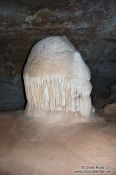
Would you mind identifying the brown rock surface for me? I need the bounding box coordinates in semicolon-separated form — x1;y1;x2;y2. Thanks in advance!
103;103;116;122
0;111;116;175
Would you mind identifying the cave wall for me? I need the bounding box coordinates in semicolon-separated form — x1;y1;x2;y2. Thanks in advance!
0;0;116;110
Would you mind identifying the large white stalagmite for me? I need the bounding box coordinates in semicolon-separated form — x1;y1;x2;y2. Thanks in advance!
23;36;95;119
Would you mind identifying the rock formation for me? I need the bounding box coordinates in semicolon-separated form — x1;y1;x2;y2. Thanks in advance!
23;36;94;118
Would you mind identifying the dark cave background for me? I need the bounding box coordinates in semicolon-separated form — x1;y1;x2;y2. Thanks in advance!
0;0;116;111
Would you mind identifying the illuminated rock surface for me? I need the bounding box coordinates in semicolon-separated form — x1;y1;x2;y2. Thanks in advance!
24;36;94;118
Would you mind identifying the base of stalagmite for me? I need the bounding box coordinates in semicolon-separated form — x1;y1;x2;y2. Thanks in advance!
24;109;100;124
24;73;94;118
0;111;116;175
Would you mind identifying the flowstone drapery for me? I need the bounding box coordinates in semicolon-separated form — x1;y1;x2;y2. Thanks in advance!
23;36;95;118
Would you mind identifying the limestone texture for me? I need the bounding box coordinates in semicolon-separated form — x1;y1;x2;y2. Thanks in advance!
24;36;94;117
